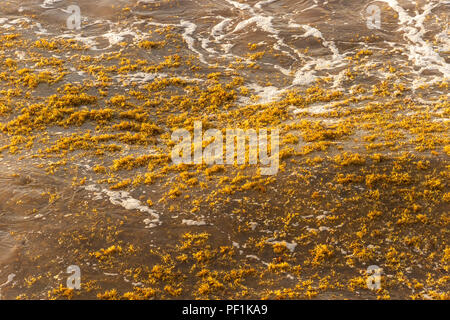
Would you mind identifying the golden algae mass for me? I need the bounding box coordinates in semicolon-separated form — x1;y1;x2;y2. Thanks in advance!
0;0;448;300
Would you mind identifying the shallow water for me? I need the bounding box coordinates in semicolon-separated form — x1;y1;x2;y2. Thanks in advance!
2;1;448;89
0;0;448;300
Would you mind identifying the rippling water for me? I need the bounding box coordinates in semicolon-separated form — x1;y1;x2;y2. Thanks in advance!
2;0;448;90
0;0;448;300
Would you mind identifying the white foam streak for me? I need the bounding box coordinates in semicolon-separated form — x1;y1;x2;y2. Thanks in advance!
232;16;277;34
211;18;233;40
255;0;278;10
180;20;208;64
84;185;161;228
379;0;450;77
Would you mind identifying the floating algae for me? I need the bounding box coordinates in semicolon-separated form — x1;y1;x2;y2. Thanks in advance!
0;0;448;300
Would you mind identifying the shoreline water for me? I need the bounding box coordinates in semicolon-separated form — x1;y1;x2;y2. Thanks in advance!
0;0;448;300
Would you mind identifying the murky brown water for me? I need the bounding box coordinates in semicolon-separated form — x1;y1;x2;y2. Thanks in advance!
0;0;448;300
